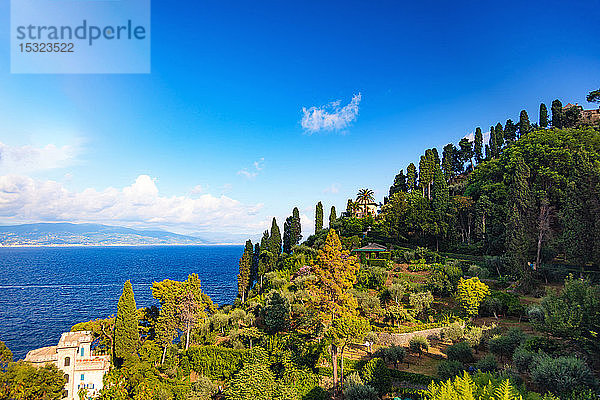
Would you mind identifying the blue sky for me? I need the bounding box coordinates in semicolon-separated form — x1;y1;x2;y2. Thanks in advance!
0;0;598;242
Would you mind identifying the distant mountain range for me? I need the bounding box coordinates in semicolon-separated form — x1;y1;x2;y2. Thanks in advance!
0;223;209;246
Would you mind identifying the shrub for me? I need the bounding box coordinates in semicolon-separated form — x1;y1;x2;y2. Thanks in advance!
526;305;544;324
224;362;276;400
437;360;465;380
475;354;498;372
343;384;378;400
303;386;328;400
189;375;218;400
380;345;406;368
463;325;485;352
184;346;248;380
467;264;490;279
488;328;526;361
441;322;464;344
455;277;491;317
481;297;503;318
263;290;290;333
481;291;525;318
445;342;474;363
409;335;429;358
358;264;387;289
343;372;363;389
521;336;558;354
530;355;598;397
409;291;434;319
360;357;391;395
512;345;535;373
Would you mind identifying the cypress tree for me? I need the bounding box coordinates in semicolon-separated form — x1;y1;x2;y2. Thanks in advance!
431;148;440;166
539;103;549;128
346;199;354;217
114;280;139;365
258;231;270;284
406;163;417;192
418;155;427;197
442;143;454;181
489;126;498;159
251;242;260;285
505;155;534;281
494;122;504;150
389;170;407;196
329;206;337;227
504;119;516;142
518;110;531;136
474;127;483;164
237;240;253;302
485;144;491;160
292;207;302;245
551;99;564;128
458;138;474;169
269;218;282;258
315;202;324;233
283;216;293;254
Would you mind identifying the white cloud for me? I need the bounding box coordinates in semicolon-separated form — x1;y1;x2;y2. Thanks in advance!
238;157;265;179
323;183;340;194
463;130;491;145
0;174;264;235
191;184;205;194
301;93;362;134
0;141;81;174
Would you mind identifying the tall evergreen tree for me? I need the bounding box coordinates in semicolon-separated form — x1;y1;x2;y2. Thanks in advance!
283;216;293;254
292;207;302;245
474;127;483;164
237;240;253;302
389;170;408;196
484;144;491;160
442;144;454;181
419;149;435;199
564;106;581;128
458;138;474;169
494;122;504;150
346;199;354;216
504;119;517;142
258;231;271;285
561;154;600;267
406;163;417;192
539;103;549;128
505;154;534;281
269;217;282;258
431;148;440;166
114;280;139;365
518;110;531;136
251;242;260;285
329;206;337;227
489;126;498;159
306;229;359;389
551;99;564;128
315;202;324;233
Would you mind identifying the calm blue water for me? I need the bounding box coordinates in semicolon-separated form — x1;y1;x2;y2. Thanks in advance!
0;246;242;360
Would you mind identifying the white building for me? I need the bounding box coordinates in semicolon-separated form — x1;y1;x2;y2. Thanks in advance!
24;331;110;400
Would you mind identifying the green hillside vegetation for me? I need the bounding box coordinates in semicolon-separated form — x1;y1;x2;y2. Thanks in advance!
1;94;599;399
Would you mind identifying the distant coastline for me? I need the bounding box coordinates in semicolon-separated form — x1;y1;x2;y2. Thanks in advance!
0;242;243;248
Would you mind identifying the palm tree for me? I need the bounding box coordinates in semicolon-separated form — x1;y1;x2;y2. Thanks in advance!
356;188;375;217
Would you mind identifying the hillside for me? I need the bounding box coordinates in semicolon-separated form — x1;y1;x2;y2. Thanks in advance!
0;223;208;246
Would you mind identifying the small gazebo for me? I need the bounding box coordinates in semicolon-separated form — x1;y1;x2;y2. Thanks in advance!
351;243;389;263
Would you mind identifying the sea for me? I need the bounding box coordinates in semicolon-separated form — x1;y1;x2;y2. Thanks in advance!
0;245;242;360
